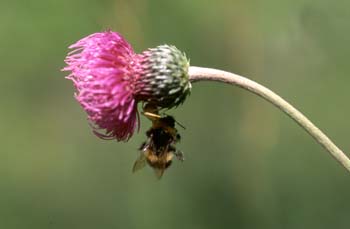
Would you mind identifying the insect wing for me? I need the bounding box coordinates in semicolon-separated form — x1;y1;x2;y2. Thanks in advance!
132;153;147;173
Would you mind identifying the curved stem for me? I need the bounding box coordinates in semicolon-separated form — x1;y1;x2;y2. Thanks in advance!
189;66;350;173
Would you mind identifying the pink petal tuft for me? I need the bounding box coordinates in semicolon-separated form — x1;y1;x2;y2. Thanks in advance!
63;31;139;141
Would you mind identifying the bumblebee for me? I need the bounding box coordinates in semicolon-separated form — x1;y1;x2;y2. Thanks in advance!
132;105;184;178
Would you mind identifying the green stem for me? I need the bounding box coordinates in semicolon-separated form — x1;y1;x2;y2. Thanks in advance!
189;66;350;173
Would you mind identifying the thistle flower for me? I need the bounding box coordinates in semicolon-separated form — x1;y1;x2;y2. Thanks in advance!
63;32;139;141
63;31;191;141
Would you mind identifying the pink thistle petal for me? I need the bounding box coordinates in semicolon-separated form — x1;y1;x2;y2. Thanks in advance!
63;31;139;141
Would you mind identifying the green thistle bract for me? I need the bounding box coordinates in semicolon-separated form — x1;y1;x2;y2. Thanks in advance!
136;45;192;109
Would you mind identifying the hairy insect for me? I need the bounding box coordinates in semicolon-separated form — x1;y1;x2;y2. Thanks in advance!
132;105;184;178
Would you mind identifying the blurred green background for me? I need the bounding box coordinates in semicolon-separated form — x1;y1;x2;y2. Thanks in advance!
1;0;350;228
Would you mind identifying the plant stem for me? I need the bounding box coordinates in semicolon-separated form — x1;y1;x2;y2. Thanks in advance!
188;66;350;173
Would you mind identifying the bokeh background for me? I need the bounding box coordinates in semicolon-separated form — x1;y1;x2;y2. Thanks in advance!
1;0;350;228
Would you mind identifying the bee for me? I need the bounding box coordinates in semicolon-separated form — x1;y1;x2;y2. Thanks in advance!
132;104;185;178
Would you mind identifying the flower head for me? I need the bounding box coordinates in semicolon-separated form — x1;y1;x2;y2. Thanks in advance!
63;31;139;141
63;31;191;141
